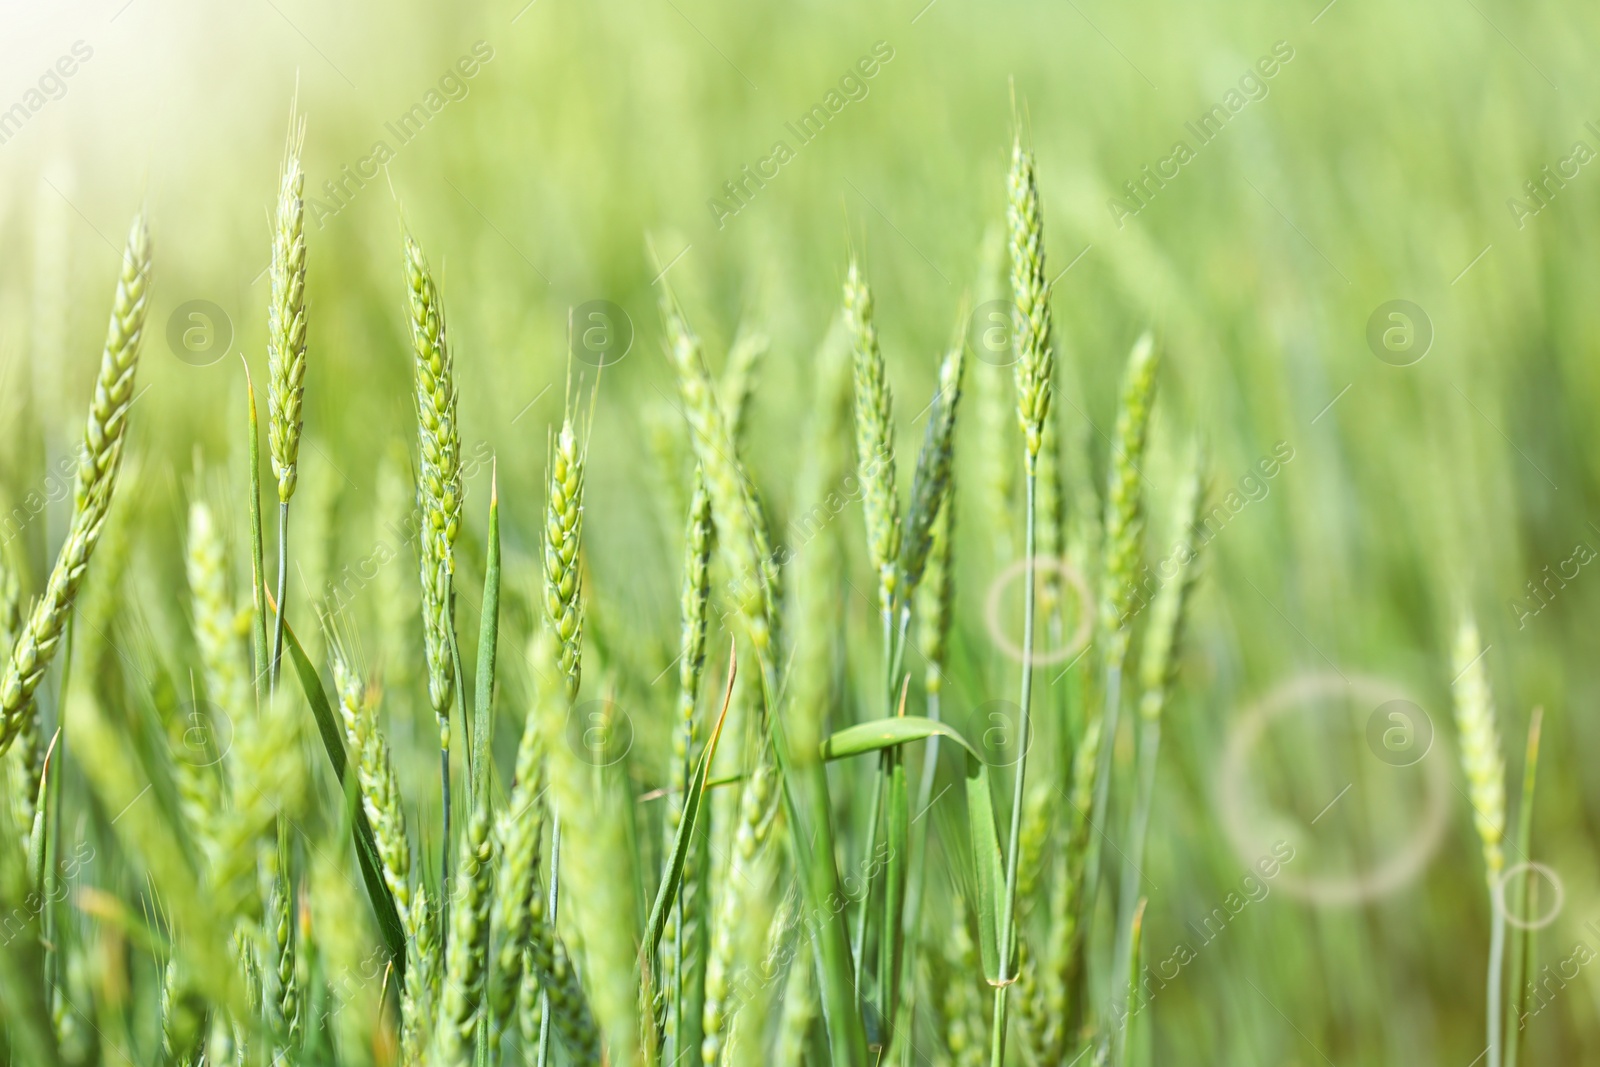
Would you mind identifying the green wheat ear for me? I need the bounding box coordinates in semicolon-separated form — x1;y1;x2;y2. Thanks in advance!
1452;615;1505;883
844;258;902;617
0;557;40;832
1008;138;1054;471
0;213;150;755
544;417;586;700
1099;331;1159;662
434;805;495;1067
662;295;778;657
329;649;413;939
267;115;307;506
405;231;462;728
187;498;252;725
900;327;967;596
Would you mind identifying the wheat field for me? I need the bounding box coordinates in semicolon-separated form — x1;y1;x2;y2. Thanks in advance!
0;0;1597;1064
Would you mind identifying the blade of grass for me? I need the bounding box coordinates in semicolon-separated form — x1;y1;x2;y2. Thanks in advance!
851;765;885;1006
537;814;561;1067
1503;706;1543;1067
1118;898;1146;1067
470;463;500;806
27;730;59;894
243;358;270;704
271;593;407;976
879;677;911;1042
762;669;870;1067
644;645;736;960
820;715;1004;985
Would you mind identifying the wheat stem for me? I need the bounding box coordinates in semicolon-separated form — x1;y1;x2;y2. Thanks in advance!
990;470;1038;1067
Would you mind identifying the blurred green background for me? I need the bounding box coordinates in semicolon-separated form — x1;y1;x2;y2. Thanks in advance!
2;0;1599;1061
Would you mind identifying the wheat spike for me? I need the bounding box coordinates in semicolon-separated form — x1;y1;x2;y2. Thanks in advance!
1137;451;1206;723
916;487;956;701
330;651;413;937
267;117;308;505
900;332;966;596
1098;332;1159;666
544;417;586;700
434;805;495;1066
663;296;777;658
0;214;150;755
1008;139;1054;471
1452;616;1505;884
186;499;252;725
718;326;769;447
405;232;462;733
700;762;780;1067
401;887;442;1063
0;558;39;832
843;259;902;616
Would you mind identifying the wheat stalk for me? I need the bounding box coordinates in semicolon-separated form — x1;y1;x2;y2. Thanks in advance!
992;137;1058;1067
0;213;150;756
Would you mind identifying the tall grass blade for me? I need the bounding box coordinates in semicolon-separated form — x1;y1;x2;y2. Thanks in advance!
273;603;407;975
1502;706;1543;1067
471;466;500;804
645;647;735;960
243;360;270;705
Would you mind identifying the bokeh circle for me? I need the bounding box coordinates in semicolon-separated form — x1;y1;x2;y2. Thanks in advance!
1217;672;1451;905
983;555;1093;667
